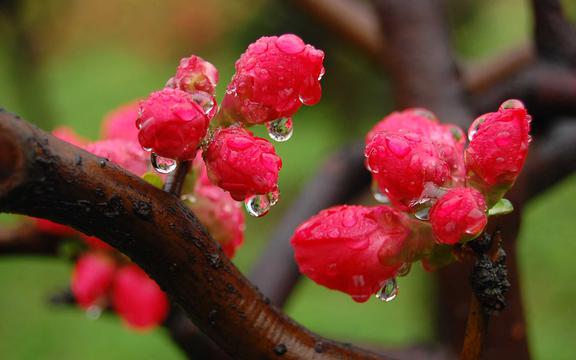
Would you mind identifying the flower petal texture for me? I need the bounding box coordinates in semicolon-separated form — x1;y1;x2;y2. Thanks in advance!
112;265;169;330
137;88;210;160
291;205;408;302
365;132;451;210
204;127;282;201
429;187;487;245
465;102;531;192
72;253;117;309
221;34;325;124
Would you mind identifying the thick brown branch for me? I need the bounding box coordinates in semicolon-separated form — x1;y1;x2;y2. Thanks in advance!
0;110;389;360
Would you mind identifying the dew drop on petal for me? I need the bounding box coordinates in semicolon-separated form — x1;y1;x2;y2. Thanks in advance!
413;108;438;122
318;67;326;81
191;91;216;117
415;207;431;221
499;99;525;110
245;194;271;217
371;181;390;204
151;152;177;174
86;305;103;320
397;263;412;277
468;116;486;141
375;278;398;302
266;118;293;142
267;188;280;206
275;34;305;54
386;136;410;158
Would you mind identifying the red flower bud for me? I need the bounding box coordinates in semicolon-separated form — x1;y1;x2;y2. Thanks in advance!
365;132;451;210
101;101;140;142
52;127;87;147
81;234;114;251
169;55;219;95
221;34;325;124
35;218;76;237
112;265;169;330
137;88;210;160
291;205;408;302
429;188;487;245
465;100;531;202
204;127;282;201
72;253;117;309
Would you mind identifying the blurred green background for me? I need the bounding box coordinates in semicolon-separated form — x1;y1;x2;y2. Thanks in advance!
0;0;575;358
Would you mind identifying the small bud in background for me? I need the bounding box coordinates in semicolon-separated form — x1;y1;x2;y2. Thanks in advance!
72;253;117;309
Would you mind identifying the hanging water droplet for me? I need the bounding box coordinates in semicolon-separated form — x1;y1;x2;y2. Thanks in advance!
397;263;412;277
371;181;390;204
267;189;280;206
375;278;398;302
86;305;103;320
151;153;177;174
181;193;197;204
191;91;216;117
499;99;525;110
245;194;271;217
142;146;152;152
414;207;431;221
266;118;293;142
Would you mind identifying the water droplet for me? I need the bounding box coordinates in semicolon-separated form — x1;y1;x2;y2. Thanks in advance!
371;181;390;204
499;99;525;110
191;91;216;117
415;207;430;221
412;108;438;121
397;263;411;277
266;118;293;142
275;34;305;54
151;153;177;174
318;67;326;81
267;188;280;206
244;194;271;217
376;278;398;302
86;305;102;320
449;126;464;142
469;116;486;141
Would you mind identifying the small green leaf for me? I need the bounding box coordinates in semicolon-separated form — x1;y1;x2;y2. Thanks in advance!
488;198;514;216
142;172;164;189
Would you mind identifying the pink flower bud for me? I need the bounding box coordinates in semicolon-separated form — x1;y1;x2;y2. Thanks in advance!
137;88;210;160
101;101;140;142
291;205;408;303
365;132;451;210
365;108;440;143
81;234;114;251
85;139;149;176
52;127;87;147
188;182;245;258
221;34;325;124
203;127;282;201
112;265;169;330
465;101;531;202
429;188;487;245
72;253;117;309
169;55;219;95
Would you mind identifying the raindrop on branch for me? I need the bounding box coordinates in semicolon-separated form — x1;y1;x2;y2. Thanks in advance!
151;153;177;174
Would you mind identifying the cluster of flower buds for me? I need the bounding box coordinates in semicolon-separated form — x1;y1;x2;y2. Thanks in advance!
292;100;531;302
136;34;324;216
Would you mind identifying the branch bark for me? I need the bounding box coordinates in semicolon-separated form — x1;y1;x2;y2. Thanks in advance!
0;110;390;359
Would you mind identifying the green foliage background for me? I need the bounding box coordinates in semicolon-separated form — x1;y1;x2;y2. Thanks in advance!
0;0;575;358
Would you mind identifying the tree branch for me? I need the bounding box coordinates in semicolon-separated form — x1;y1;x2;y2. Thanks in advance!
0;109;390;359
531;0;576;65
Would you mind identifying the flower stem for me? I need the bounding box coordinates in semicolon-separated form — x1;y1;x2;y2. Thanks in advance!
163;160;192;196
